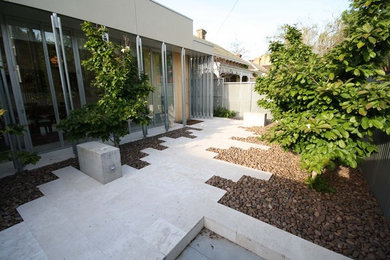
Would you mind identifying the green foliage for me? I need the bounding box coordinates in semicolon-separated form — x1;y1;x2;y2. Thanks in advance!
0;109;40;168
57;104;129;145
256;0;390;182
214;106;236;118
57;21;153;147
305;175;336;193
13;150;41;165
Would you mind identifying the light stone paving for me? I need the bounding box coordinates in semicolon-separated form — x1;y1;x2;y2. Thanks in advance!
177;229;264;260
0;118;350;260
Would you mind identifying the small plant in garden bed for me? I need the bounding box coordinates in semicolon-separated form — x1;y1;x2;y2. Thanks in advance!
256;0;390;190
214;106;236;118
0;108;40;172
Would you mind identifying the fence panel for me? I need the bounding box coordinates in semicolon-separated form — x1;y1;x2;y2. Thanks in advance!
361;131;390;226
213;81;270;118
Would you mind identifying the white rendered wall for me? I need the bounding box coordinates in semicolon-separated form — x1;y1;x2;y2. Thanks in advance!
5;0;194;50
214;82;272;118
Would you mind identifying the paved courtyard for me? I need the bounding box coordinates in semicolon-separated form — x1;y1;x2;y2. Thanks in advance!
0;118;349;259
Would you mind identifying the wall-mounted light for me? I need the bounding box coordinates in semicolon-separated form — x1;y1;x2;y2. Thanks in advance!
50;56;58;65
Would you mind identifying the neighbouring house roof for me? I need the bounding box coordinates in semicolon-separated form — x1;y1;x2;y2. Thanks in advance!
192;36;252;68
213;44;251;66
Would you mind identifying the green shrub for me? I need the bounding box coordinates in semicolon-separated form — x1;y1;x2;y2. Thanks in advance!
214;106;236;118
256;0;390;185
0;108;40;172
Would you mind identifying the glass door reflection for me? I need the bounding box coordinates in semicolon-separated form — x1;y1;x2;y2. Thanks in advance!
7;22;61;151
44;30;81;117
152;51;164;126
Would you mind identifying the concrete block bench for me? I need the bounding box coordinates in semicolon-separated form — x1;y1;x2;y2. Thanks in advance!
77;141;122;184
243;112;267;127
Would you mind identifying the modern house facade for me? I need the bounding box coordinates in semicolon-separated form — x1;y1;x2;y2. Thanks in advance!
0;0;214;164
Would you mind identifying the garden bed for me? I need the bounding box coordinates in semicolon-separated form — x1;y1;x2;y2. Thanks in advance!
206;125;390;259
0;158;78;231
0;126;200;231
186;119;203;125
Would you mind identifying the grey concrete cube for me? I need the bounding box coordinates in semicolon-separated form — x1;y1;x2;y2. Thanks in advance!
77;141;122;184
243;112;267;127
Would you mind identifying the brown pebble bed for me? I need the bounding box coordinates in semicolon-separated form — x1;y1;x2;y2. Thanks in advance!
206;125;390;259
0;158;79;231
0;126;200;231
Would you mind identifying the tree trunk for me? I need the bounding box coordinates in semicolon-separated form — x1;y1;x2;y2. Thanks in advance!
113;134;120;148
311;170;318;181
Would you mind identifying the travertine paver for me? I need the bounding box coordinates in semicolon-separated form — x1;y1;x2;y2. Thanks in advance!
0;118;350;260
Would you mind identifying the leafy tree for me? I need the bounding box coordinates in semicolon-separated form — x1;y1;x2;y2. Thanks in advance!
256;0;390;188
230;38;248;58
58;22;153;147
0;108;40;172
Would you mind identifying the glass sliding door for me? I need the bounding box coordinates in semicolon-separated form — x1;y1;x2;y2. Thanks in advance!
143;49;154;125
166;50;174;127
1;14;87;153
0;29;19;162
6;22;61;151
44;30;81;117
77;37;100;105
142;47;175;129
152;50;164;126
60;32;81;109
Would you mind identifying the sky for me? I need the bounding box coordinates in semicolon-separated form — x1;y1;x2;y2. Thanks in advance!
155;0;350;59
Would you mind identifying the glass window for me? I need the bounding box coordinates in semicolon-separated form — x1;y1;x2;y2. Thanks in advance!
44;30;81;114
152;50;164;126
8;23;61;151
166;50;175;126
143;49;154;124
0;30;15;160
77;37;101;104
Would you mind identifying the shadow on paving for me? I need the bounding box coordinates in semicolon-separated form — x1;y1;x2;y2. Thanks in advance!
120;126;201;169
0;126;201;231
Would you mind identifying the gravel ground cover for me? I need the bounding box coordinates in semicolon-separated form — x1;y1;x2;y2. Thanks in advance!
0;126;200;231
206;125;390;259
0;158;78;231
